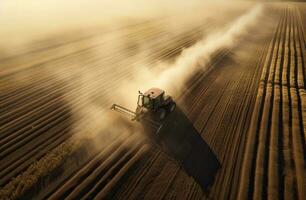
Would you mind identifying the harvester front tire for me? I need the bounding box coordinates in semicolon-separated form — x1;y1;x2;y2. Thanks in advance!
168;102;176;112
158;108;167;121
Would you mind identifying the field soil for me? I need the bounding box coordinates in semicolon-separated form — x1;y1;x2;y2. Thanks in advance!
0;3;305;200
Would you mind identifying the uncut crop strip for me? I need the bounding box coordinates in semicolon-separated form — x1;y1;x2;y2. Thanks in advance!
295;7;306;140
216;36;272;200
238;6;306;200
237;7;286;199
228;39;272;200
289;8;306;200
297;6;306;49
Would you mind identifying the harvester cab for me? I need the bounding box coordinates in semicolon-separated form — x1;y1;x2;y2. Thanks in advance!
136;88;176;121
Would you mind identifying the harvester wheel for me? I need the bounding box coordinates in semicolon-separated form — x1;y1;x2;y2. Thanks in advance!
168;102;176;112
157;108;167;121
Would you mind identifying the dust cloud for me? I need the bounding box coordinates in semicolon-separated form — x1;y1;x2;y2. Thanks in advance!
67;4;264;146
116;4;263;108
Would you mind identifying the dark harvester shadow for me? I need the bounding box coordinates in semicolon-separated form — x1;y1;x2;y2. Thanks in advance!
141;106;221;191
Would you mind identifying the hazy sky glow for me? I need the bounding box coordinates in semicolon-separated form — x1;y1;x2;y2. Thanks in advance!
0;0;254;46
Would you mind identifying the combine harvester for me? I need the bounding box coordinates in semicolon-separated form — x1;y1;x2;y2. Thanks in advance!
111;88;176;132
111;87;221;190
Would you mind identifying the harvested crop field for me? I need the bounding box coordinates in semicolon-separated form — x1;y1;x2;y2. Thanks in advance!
0;2;305;200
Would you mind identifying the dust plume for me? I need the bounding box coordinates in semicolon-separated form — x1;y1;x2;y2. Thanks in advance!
68;4;264;145
153;5;263;94
118;4;263;108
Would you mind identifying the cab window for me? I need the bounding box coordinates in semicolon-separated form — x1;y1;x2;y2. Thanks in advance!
143;96;150;106
138;95;143;106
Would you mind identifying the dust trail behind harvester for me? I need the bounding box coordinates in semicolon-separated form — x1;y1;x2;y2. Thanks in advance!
118;4;263;108
153;5;263;94
70;4;264;145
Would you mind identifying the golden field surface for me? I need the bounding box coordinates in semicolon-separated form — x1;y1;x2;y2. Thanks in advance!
0;2;305;200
